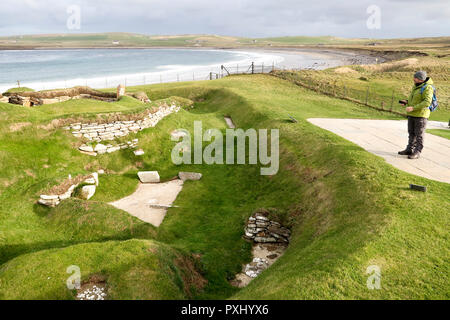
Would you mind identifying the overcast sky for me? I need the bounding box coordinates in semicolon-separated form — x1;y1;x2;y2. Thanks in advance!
1;0;449;38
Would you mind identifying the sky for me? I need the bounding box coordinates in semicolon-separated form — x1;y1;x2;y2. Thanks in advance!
0;0;449;38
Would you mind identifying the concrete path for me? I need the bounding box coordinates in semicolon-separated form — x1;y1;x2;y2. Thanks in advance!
110;180;183;227
307;118;450;184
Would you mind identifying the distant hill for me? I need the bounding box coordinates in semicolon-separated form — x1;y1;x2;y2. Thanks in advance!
0;32;448;49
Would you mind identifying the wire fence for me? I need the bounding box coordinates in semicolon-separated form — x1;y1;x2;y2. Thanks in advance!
6;62;446;119
270;71;450;117
2;61;280;93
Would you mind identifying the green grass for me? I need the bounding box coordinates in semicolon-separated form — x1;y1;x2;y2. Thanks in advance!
0;239;196;299
0;73;448;300
273;55;450;122
427;129;450;140
3;87;35;94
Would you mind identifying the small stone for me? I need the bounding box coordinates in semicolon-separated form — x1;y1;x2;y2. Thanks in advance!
134;149;145;156
178;172;202;181
40;194;58;200
107;146;120;153
94;143;107;154
91;172;99;186
80;185;96;200
79;150;97;156
254;236;277;243
79;145;94;152
137;171;160;183
84;177;96;185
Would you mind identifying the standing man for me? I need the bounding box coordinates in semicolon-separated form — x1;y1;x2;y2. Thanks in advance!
398;71;434;159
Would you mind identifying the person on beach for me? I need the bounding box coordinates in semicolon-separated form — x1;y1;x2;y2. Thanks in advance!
398;71;434;159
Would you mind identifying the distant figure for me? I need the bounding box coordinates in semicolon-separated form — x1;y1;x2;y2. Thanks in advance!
398;71;434;159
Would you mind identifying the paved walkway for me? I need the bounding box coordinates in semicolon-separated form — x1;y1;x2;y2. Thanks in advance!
110;180;183;226
307;118;450;184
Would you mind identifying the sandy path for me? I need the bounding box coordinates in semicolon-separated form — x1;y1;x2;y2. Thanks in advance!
308;118;450;184
109;180;184;227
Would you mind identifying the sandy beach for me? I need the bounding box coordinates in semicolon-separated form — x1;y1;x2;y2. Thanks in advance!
0;47;381;92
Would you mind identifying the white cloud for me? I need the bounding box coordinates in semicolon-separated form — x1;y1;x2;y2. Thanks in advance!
0;0;449;38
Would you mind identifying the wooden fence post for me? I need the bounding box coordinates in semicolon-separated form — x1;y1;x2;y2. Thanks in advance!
390;90;395;111
251;62;255;74
365;86;370;105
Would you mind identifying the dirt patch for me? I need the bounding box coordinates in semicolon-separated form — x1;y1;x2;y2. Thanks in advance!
174;254;208;297
9;122;31;132
44;174;89;195
361;58;418;72
334;67;358;74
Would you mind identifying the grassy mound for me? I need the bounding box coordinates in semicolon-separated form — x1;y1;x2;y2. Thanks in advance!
0;239;204;299
0;73;448;300
3;87;35;94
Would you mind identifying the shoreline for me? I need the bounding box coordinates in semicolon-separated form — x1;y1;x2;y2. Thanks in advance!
0;47;381;92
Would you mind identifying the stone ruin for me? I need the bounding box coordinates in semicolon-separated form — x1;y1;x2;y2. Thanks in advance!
65;104;180;155
243;210;291;244
3;86;117;107
78;139;139;156
38;172;101;207
2;85;151;107
231;209;291;287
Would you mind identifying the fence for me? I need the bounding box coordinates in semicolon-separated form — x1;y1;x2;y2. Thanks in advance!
2;61;280;93
7;62;445;118
272;71;425;116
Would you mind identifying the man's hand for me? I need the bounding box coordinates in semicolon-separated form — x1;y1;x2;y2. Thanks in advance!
406;106;414;112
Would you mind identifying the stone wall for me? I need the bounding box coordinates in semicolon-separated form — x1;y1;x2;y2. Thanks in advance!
38;172;100;207
243;210;291;243
66;104;180;143
79;139;138;156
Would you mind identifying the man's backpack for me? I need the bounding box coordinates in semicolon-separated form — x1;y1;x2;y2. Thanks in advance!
420;84;438;112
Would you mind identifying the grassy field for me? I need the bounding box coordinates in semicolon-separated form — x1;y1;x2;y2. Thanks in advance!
1;32;449;50
273;54;450;122
0;72;448;299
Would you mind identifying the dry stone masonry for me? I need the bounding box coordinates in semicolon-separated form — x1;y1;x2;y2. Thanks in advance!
232;209;291;288
65;104;180;155
78;139;139;156
66;104;180;142
38;172;101;207
243;211;291;244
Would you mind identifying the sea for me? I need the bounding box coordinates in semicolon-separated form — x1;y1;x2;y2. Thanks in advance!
0;48;375;92
0;48;283;92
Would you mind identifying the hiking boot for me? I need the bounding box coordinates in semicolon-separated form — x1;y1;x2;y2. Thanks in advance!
408;152;421;159
398;149;412;155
